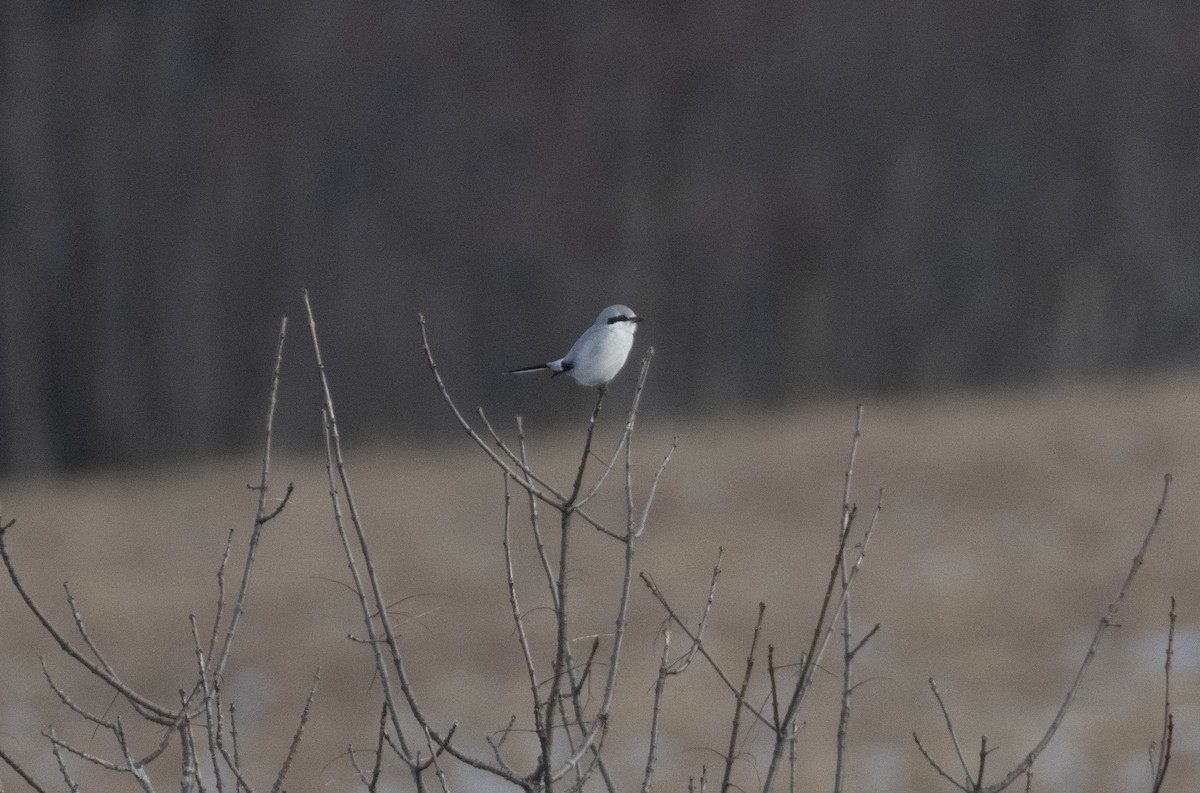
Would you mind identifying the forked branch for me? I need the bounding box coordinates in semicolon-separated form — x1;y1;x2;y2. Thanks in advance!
914;474;1173;793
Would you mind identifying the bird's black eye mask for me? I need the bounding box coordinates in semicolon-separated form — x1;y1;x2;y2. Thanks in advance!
608;315;641;324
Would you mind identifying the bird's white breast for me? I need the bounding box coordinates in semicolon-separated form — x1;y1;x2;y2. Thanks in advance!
564;322;636;387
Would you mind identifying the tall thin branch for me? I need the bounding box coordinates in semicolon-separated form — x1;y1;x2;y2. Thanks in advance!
313;296;520;785
640;630;673;793
271;669;320;793
502;474;547;751
719;602;766;793
214;315;289;681
1150;596;1175;793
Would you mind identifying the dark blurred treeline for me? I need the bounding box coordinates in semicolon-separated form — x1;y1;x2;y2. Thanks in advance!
1;1;1199;475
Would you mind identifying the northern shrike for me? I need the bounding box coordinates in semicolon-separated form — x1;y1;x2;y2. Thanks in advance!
505;305;643;387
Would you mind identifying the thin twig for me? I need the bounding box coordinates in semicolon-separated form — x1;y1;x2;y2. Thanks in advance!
44;728;125;772
318;300;519;784
720;602;766;793
575;350;656;512
913;731;971;793
213;315;289;682
40;658;117;730
0;535;174;720
114;717;154;793
419;313;565;506
0;741;50;793
63;582;118;678
834;405;861;793
573;369;654;768
370;701;389;788
270;668;320;793
640;570;773;730
975;736;994;793
1150;596;1176;793
190;614;227;793
635;437;677;539
206;527;237;671
230;701;245;792
930;678;973;787
215;735;259;793
48;728;81;792
502;473;546;759
640;629;673;793
839;405;864;542
180;712;199;793
537;386;607;791
318;400;415;768
476;406;567;502
762;411;878;792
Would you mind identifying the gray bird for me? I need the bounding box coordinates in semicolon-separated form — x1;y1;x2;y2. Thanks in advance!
505;305;643;387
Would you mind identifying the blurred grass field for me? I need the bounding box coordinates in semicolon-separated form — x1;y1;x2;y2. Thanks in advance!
1;373;1198;792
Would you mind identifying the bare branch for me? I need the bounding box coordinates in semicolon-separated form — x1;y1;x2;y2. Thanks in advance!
575;350;656;512
213;315;289;682
916;474;1173;793
44;727;125;772
0;741;49;793
190;613;226;793
640;568;773;731
419;312;566;505
63;582;118;678
47;728;81;792
763;411;879;792
114;717;155;793
975;736;995;793
229;701;246;792
719;602;766;793
913;731;971;793
476;406;567;502
635;437;677;539
368;702;389;789
206;527;237;672
180;713;199;793
317;298;521;785
977;473;1172;793
839;405;864;541
640;629;673;793
214;733;259;793
0;533;174;720
930;678;974;787
535;385;609;791
270;669;320;793
502;473;546;764
421;721;453;793
835;410;870;793
1150;597;1176;793
308;295;418;770
40;657;117;731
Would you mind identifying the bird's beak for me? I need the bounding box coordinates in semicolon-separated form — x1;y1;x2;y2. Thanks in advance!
631;316;644;323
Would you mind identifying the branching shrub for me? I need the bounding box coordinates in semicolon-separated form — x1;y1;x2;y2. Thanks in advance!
0;293;1177;792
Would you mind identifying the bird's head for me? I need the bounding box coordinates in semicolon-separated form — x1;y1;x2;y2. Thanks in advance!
597;304;643;330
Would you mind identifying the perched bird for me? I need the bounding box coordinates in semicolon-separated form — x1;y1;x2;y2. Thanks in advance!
505;305;643;388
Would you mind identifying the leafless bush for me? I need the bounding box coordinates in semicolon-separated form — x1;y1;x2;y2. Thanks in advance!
911;477;1174;793
0;317;313;791
0;295;1179;792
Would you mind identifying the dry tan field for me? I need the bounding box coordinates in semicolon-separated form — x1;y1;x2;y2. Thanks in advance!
2;374;1198;792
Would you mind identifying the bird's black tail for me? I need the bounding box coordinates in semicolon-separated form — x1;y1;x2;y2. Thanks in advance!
504;364;551;375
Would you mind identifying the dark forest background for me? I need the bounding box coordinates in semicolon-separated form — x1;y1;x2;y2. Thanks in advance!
2;1;1199;475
